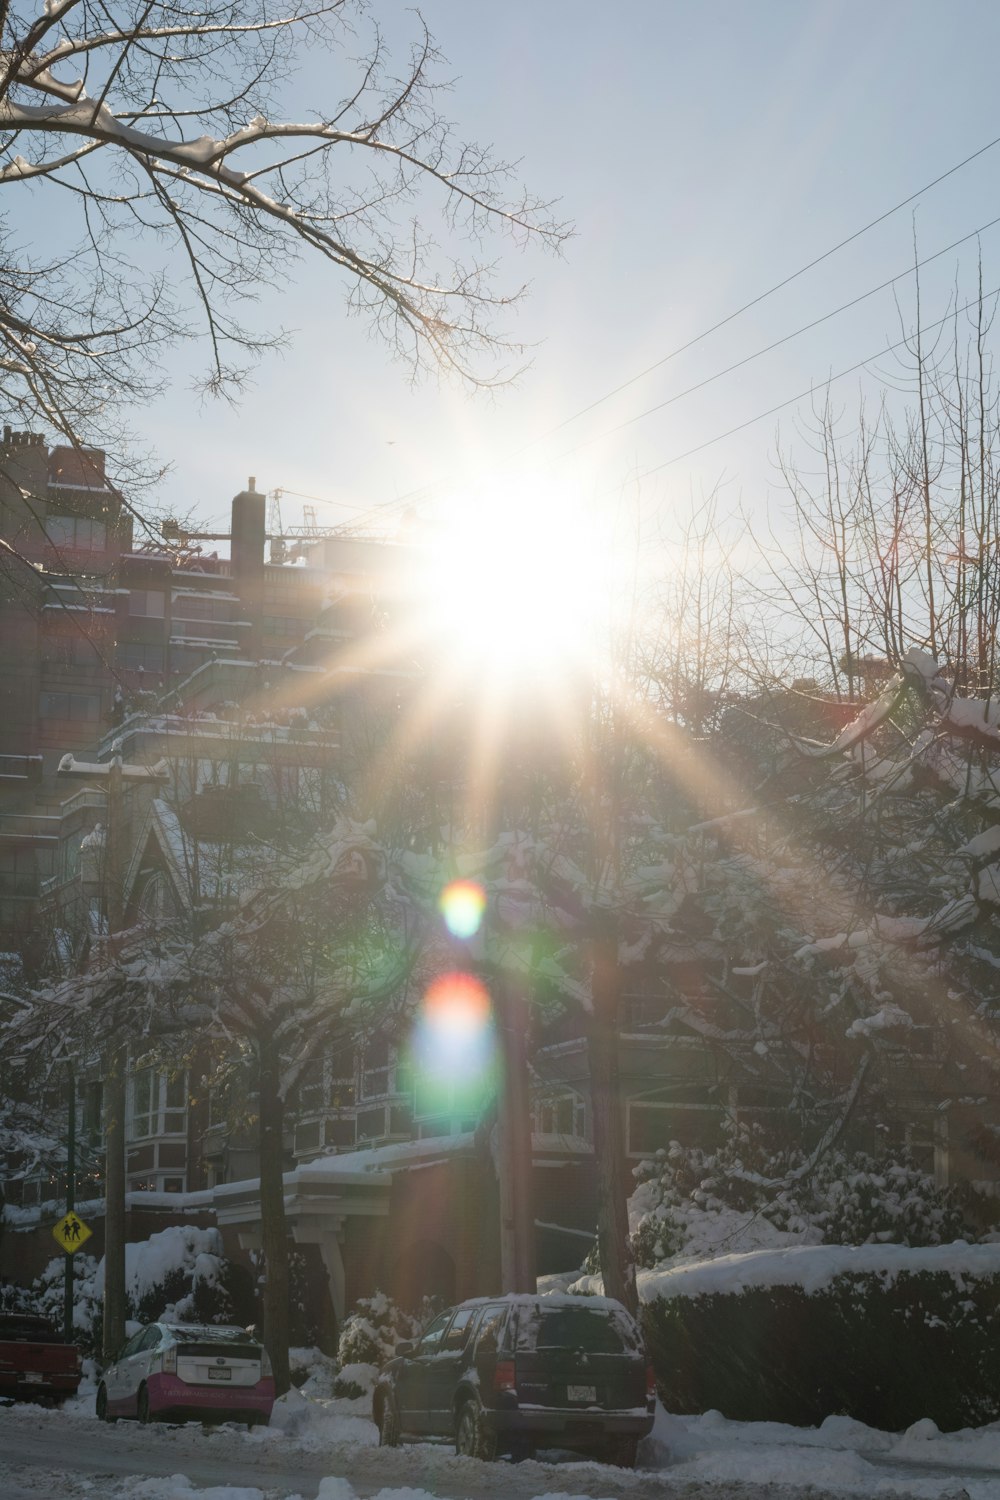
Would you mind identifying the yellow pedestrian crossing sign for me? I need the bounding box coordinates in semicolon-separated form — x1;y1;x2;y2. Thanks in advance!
52;1211;92;1253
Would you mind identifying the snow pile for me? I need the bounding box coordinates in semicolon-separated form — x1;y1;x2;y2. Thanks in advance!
116;1479;282;1500
264;1386;378;1450
289;1345;338;1398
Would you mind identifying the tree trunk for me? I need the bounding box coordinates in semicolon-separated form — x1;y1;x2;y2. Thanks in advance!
587;922;638;1317
497;977;535;1293
258;1046;291;1396
102;1044;127;1361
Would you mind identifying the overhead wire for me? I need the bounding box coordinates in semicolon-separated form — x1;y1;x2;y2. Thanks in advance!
503;128;1000;459
615;279;1000;490
542;211;1000;465
386;127;1000;510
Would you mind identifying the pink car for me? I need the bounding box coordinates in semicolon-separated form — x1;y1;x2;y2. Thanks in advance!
96;1322;274;1427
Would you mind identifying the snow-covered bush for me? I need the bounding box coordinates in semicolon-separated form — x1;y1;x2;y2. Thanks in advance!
0;1252;102;1345
107;1225;238;1325
629;1123;978;1268
334;1291;418;1397
641;1250;1000;1430
3;1225;253;1351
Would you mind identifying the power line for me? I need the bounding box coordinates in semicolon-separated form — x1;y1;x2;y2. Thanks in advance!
547;211;1000;464
389;127;1000;511
509;129;1000;456
620;281;1000;489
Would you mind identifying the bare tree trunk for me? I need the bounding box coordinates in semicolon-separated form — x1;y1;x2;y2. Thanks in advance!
587;921;637;1318
497;977;535;1293
258;1046;290;1397
102;1044;127;1361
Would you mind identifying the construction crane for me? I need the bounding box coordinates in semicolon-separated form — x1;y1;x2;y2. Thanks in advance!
159;486;411;564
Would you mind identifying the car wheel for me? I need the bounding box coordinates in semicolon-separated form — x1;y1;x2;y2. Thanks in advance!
96;1384;117;1424
455;1399;497;1462
136;1384;153;1425
377;1391;400;1448
602;1435;638;1468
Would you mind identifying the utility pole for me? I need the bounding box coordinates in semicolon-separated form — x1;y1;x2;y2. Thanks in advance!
63;1062;75;1342
57;750;168;1360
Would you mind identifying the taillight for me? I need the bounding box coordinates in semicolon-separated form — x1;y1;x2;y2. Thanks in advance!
493;1359;516;1393
162;1345;177;1375
646;1363;657;1401
261;1349;272;1378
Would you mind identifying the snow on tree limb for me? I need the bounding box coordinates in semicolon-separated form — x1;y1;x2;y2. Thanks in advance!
0;0;569;464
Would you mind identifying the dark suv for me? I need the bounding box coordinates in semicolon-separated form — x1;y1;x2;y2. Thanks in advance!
372;1293;655;1467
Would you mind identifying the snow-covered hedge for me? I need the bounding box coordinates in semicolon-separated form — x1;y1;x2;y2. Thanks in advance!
635;1242;1000;1431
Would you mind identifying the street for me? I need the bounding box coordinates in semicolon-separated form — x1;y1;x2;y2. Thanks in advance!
5;1397;1000;1500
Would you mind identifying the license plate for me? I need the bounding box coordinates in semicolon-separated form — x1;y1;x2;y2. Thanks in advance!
24;1372;43;1385
208;1368;231;1381
567;1384;596;1402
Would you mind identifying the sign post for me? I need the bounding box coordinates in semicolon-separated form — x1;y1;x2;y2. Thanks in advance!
63;1063;76;1341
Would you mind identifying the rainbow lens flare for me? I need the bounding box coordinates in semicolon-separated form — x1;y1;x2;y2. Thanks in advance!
409;971;496;1112
439;879;487;940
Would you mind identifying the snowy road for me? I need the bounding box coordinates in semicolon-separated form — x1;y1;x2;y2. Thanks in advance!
5;1391;1000;1500
0;1405;714;1500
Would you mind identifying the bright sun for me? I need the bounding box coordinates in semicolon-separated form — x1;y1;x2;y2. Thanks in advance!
417;476;611;688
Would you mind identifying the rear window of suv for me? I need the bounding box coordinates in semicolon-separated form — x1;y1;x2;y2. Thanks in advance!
515;1304;641;1354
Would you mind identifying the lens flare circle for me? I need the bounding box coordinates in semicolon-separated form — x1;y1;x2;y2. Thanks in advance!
424;970;491;1033
412;971;494;1084
439;879;487;940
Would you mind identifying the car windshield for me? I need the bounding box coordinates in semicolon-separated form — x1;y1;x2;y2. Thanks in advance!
517;1305;640;1354
168;1326;257;1345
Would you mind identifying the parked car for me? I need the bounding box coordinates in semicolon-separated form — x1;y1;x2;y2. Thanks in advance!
96;1322;274;1426
0;1312;82;1405
372;1293;655;1467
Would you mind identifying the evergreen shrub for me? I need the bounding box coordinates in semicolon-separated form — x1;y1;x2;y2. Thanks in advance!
642;1267;1000;1431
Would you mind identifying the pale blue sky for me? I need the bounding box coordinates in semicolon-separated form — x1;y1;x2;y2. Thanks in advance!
138;1;1000;544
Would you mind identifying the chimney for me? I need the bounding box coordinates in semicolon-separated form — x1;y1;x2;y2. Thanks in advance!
231;476;266;653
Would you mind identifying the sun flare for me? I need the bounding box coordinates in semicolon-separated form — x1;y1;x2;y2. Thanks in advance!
416;477;612;689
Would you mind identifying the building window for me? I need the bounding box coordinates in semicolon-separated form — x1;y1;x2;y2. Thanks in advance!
48;515;107;551
294;1120;322;1154
129;1067;188;1140
39;691;101;721
297;1059;325;1114
626;1098;723;1156
357;1106;387;1142
534;1092;586;1139
362;1036;391;1099
129;590;166;618
119;641;165;672
325;1117;356;1149
81;1081;103;1142
43;634;102;668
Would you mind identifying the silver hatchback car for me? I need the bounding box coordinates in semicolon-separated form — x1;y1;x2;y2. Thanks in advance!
96;1322;274;1427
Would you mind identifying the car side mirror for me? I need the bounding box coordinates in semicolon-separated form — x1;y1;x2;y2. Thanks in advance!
395;1339;415;1357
